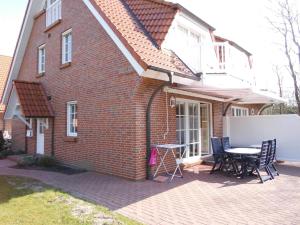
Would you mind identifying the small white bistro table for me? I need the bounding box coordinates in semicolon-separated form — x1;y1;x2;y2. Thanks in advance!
152;144;188;181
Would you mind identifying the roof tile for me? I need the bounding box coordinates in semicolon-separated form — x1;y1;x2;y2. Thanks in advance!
14;81;54;118
93;0;196;77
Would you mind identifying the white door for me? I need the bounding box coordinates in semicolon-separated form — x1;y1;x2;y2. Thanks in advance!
36;119;45;155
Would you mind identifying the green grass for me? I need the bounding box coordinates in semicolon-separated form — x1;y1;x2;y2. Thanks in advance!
0;176;142;225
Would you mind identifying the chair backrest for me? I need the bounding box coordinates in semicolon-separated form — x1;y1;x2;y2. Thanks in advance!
268;139;277;163
222;137;231;150
211;137;224;155
258;141;270;168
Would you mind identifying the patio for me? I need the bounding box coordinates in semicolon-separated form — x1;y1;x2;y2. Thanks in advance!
0;159;299;225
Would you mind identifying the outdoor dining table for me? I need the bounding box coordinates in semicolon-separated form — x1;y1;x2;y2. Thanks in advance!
225;148;261;178
152;144;188;182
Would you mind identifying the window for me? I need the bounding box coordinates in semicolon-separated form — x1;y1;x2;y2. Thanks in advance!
62;29;72;64
38;44;46;74
174;25;202;72
46;0;62;27
67;101;78;137
231;106;249;117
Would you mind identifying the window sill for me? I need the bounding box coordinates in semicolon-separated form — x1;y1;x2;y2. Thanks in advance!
36;72;45;78
60;62;72;69
64;137;78;143
34;9;46;20
44;19;62;33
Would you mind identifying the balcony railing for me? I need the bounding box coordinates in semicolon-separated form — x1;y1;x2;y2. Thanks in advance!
46;0;62;27
215;43;227;72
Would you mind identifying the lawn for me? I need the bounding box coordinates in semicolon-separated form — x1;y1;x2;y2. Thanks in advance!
0;176;142;225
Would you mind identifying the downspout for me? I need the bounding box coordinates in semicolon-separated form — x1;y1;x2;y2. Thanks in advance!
146;69;173;180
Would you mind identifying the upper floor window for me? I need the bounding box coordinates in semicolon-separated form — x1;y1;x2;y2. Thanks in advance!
62;29;72;64
174;25;202;72
46;0;62;27
231;106;249;117
38;44;46;74
67;101;78;137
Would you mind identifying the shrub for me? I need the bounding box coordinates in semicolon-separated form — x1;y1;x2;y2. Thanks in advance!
36;156;56;168
17;156;36;167
0;150;15;158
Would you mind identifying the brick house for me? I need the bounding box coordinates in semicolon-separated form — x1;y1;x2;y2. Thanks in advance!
2;0;284;180
0;55;12;131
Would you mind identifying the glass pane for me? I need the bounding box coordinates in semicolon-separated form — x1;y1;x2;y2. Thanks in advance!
180;103;184;115
200;104;211;155
180;116;185;130
195;144;199;156
189;144;194;157
189;104;193;116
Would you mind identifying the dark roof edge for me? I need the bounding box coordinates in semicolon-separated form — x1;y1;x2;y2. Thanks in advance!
215;35;252;56
120;0;160;49
176;4;216;31
147;0;215;31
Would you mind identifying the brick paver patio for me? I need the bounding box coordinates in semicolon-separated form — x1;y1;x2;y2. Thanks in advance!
0;159;299;225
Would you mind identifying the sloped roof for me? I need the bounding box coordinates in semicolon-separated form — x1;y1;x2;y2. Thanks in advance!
0;55;12;111
0;56;11;91
93;0;196;77
14;81;54;118
123;0;178;46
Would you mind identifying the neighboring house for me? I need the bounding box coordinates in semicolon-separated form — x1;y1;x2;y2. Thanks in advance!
2;0;285;180
0;55;12;131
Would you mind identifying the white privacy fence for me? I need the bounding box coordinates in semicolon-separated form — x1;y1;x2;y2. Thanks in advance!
223;114;300;162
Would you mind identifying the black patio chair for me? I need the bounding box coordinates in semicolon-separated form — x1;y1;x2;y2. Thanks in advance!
246;141;272;183
267;139;279;178
210;137;225;174
221;137;239;174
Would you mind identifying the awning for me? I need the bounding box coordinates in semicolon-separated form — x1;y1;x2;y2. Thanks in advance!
4;81;54;120
165;85;287;104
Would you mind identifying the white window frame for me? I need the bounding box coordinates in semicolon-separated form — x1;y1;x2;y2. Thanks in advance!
231;106;249;117
46;0;62;27
62;29;72;64
67;101;78;137
176;98;213;163
38;44;46;74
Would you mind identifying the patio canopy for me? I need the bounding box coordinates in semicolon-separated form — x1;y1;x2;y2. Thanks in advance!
165;85;287;104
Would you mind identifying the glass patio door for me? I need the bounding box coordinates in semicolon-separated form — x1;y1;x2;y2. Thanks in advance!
176;101;200;162
176;100;212;162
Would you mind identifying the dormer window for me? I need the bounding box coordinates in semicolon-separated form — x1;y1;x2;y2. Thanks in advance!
46;0;62;27
173;25;203;73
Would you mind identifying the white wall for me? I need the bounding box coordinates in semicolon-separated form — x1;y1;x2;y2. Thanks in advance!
223;114;300;162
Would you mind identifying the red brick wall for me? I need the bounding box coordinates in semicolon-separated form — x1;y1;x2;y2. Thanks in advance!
11;119;25;152
16;0;141;179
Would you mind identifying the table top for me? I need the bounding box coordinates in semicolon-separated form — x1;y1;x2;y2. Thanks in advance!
248;144;261;149
225;148;261;155
153;144;187;149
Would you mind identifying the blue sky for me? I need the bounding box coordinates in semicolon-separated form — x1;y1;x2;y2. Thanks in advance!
0;0;298;93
